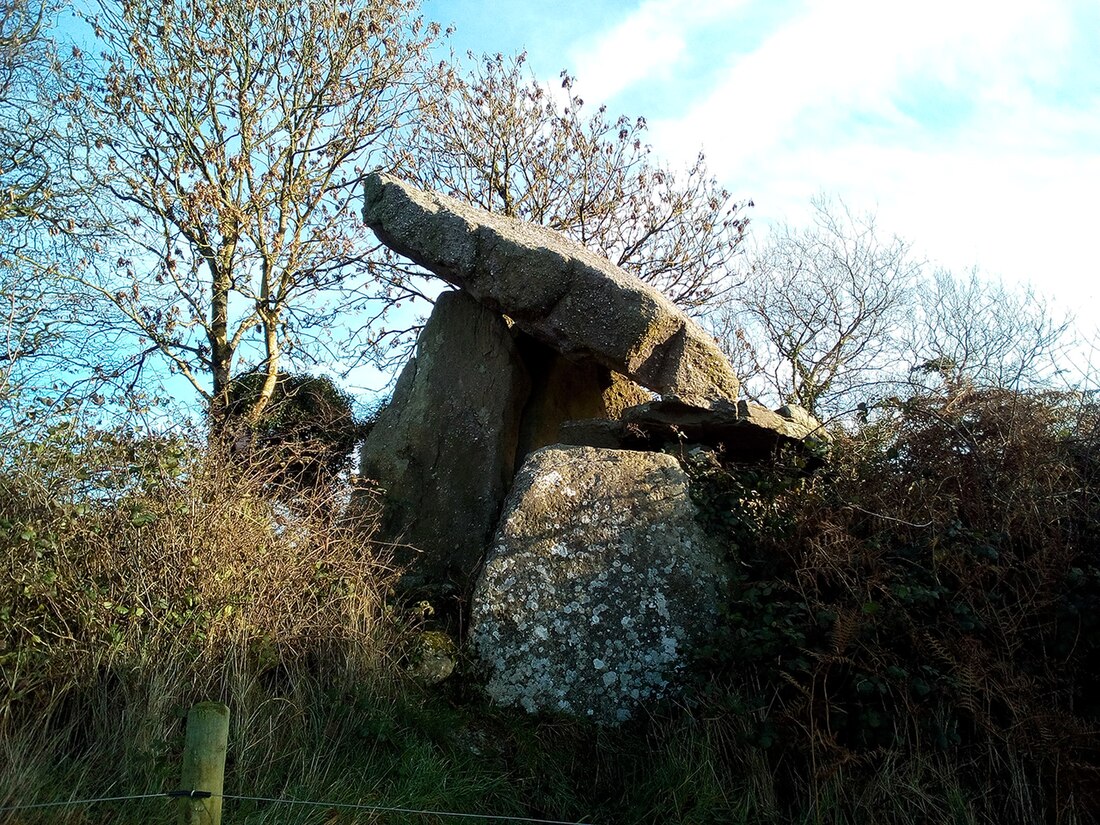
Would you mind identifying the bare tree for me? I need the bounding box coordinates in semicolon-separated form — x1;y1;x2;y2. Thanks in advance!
910;267;1071;393
0;0;80;419
0;0;60;224
723;196;920;417
719;197;1075;419
62;0;439;425
407;52;751;312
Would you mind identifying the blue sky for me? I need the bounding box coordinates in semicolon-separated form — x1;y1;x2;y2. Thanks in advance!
436;0;1100;336
43;0;1100;405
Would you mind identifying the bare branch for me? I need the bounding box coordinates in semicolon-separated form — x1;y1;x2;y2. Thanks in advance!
56;0;439;424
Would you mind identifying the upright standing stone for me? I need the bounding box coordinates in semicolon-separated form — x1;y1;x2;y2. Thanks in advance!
359;291;530;595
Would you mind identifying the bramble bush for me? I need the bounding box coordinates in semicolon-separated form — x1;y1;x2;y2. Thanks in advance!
688;386;1100;823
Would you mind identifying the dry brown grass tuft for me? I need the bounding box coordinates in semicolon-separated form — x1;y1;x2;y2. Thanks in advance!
0;426;407;820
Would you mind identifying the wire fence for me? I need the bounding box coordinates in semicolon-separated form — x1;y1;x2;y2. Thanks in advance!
0;788;597;824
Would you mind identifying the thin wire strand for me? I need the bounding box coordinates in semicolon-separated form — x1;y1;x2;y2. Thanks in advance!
0;790;596;824
220;793;595;824
0;792;166;812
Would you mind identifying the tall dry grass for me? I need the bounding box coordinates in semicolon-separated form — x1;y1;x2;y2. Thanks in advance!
0;424;415;822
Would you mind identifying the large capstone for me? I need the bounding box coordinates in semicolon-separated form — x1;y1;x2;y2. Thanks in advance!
470;446;727;724
359;290;530;596
362;173;740;404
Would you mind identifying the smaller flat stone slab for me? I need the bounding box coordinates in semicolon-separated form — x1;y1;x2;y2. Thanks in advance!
363;173;740;404
558;398;827;463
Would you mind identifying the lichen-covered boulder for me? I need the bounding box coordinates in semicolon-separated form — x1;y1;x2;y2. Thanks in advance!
470;446;727;724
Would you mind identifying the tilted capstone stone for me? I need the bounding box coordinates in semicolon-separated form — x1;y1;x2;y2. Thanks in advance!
362;172;740;405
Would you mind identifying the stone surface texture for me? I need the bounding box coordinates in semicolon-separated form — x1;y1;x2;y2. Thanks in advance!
470;446;727;724
558;398;827;462
359;291;530;593
362;172;740;404
513;332;652;464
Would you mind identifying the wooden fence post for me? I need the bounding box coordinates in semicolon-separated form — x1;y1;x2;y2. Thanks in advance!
178;702;230;825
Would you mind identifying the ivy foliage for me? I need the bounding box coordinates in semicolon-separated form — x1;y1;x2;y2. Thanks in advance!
686;387;1100;819
224;372;365;495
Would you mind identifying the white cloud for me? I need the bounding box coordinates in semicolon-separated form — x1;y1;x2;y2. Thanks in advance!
531;0;1100;328
647;0;1075;168
567;0;750;105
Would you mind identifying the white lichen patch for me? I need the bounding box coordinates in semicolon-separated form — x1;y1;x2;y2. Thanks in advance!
535;469;564;489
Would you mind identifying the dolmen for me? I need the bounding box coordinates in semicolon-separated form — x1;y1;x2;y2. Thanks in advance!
359;174;824;723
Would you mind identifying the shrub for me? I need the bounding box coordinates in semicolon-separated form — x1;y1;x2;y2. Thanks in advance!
0;423;404;819
222;372;364;497
689;387;1100;823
